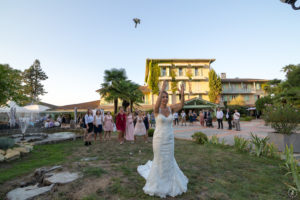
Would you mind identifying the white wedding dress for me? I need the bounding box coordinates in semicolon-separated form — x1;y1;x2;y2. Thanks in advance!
137;107;188;198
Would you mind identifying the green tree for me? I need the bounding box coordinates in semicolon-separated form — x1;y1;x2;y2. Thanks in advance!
118;80;144;112
186;69;193;99
208;69;222;103
23;59;48;103
255;96;273;113
170;69;178;104
99;68;127;114
146;60;160;105
0;64;28;106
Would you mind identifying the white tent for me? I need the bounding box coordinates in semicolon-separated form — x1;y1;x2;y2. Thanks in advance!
23;105;50;112
0;101;31;113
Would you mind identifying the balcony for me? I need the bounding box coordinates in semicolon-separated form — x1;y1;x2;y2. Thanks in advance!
221;89;255;94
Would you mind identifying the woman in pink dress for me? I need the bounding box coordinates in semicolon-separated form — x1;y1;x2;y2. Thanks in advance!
103;111;113;141
125;109;135;143
199;111;205;127
134;110;147;143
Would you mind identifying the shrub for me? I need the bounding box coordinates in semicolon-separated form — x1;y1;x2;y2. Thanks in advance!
209;135;219;144
264;104;300;135
250;133;270;157
0;137;15;150
192;132;208;144
233;136;249;152
240;116;253;121
148;129;155;137
282;145;300;194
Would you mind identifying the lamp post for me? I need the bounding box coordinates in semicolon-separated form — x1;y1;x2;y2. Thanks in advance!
281;0;300;10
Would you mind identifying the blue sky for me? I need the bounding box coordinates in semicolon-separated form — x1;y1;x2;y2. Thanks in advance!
1;0;299;105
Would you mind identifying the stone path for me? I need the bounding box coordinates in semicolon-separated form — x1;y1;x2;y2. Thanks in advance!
173;119;271;145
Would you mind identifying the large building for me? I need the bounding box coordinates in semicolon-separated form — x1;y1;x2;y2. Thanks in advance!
99;58;269;110
220;74;268;106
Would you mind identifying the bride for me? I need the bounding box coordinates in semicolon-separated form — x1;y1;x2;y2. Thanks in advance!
137;81;188;198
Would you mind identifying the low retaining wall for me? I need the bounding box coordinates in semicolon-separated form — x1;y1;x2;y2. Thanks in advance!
0;128;84;137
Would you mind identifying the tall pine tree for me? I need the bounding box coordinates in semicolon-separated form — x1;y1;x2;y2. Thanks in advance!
23;59;48;103
208;68;222;103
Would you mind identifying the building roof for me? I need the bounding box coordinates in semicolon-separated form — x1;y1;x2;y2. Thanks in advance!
221;78;269;83
55;100;100;110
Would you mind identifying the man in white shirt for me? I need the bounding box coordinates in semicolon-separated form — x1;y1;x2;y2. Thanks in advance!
216;107;224;129
181;111;186;126
233;109;241;131
173;112;179;126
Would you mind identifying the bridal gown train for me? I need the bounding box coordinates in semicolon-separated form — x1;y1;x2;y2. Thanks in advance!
137;107;188;198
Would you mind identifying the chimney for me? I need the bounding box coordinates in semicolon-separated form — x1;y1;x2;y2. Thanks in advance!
221;73;226;79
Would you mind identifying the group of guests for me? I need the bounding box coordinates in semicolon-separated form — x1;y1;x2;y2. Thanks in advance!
171;108;241;131
82;107;150;146
216;108;241;131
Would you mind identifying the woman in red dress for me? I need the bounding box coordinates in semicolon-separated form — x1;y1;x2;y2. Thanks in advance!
116;107;126;144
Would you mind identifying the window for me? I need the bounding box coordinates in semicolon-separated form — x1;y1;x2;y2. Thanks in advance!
161;67;166;76
165;81;169;91
195;68;199;76
256;83;261;90
244;95;249;102
178;68;183;76
200;68;203;76
224;95;228;101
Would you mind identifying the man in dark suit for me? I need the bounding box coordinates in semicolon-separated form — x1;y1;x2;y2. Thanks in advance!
225;108;232;130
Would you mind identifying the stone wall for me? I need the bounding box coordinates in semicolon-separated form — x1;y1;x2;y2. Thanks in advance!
0;128;84;137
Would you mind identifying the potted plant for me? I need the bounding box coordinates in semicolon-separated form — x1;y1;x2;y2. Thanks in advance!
265;104;300;152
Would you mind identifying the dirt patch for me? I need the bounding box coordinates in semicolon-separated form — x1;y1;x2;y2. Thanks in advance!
72;176;110;199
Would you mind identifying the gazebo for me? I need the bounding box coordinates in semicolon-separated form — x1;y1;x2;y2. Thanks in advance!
182;97;219;112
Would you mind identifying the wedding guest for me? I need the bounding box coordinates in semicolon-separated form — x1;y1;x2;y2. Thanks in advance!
143;111;150;136
125;108;135;143
199;110;204;127
188;110;193;126
116;107;126;144
134;110;147;143
94;109;104;141
181;110;186;126
150;112;155;127
84;108;94;146
225;108;232;130
192;111;197;124
233;109;241;131
173;112;179;126
147;112;151;125
206;110;213;128
103;111;113;140
216;107;224;129
204;110;208;127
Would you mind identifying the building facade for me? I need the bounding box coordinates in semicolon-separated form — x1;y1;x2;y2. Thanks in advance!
220;73;268;106
99;58;269;110
143;58;216;106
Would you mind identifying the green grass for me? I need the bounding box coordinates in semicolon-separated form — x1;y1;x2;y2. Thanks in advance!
83;166;107;177
0;135;296;200
0;141;81;184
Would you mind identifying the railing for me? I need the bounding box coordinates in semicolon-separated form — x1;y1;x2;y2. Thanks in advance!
222;89;255;93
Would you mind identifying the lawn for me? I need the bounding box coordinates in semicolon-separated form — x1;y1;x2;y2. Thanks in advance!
0;134;295;200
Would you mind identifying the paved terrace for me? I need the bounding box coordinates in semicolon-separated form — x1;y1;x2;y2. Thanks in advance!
173;119;272;145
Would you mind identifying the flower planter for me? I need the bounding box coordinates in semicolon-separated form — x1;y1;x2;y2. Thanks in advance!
268;133;300;153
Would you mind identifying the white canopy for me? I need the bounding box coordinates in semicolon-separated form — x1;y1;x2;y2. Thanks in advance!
23;105;50;112
0;101;31;113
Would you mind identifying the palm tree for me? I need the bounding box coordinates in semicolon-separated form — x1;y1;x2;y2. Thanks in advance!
99;68;127;114
117;80;144;112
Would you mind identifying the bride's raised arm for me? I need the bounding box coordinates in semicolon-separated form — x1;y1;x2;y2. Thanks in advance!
154;81;167;116
171;83;185;113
